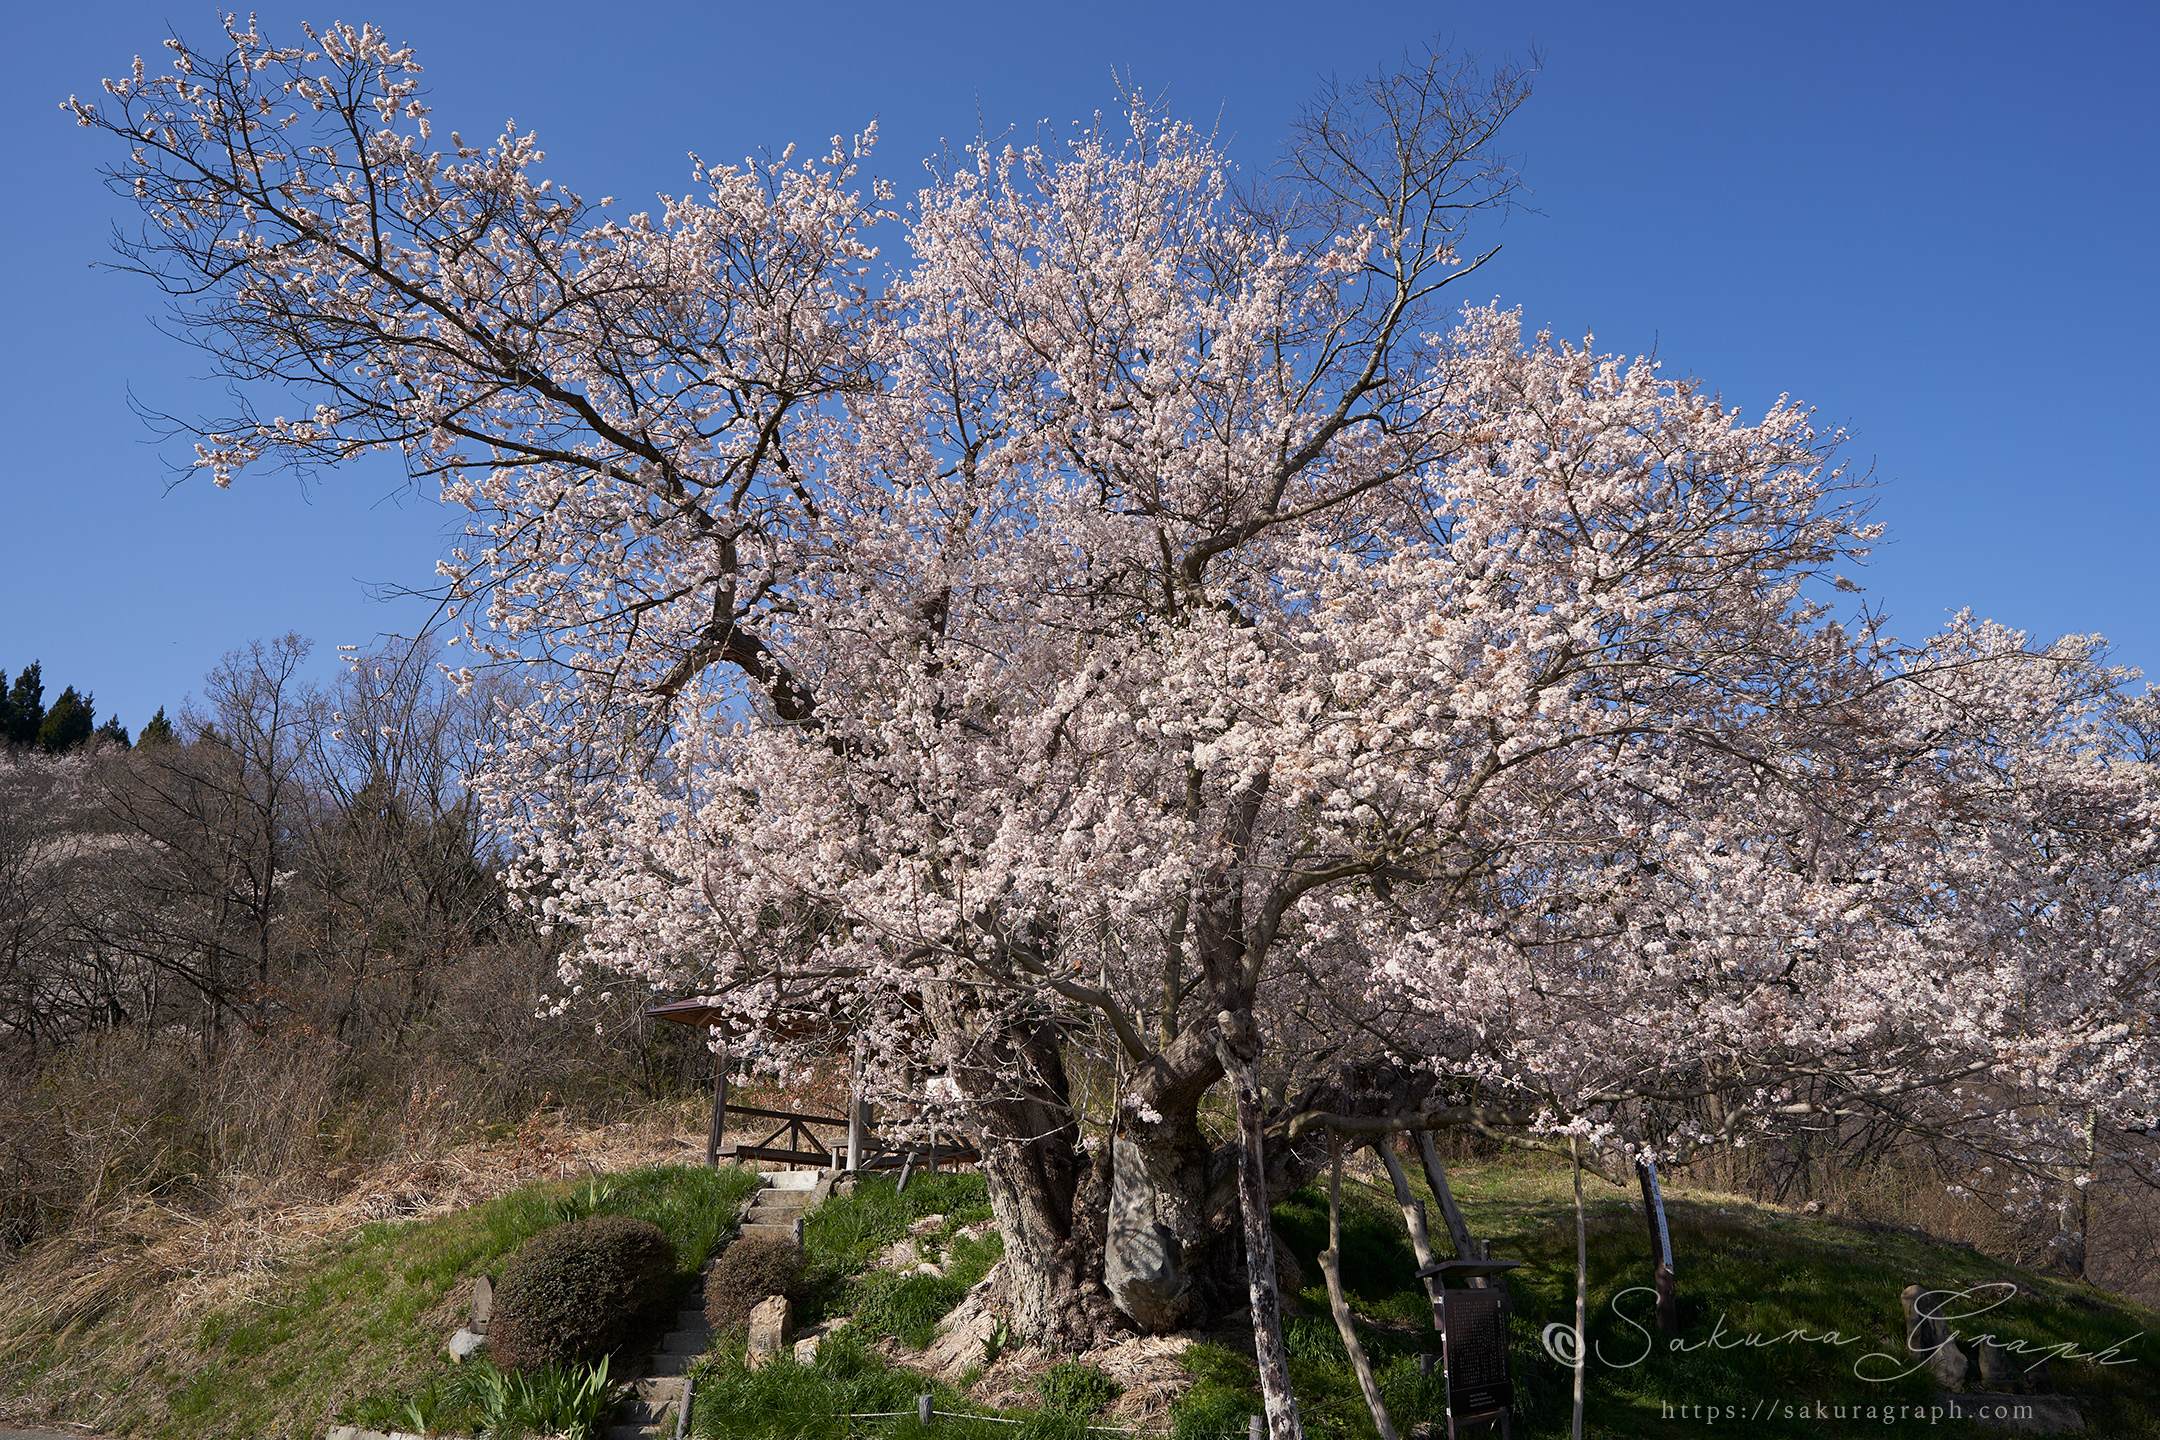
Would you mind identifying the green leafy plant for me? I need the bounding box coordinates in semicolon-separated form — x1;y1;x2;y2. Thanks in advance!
1035;1360;1122;1418
444;1354;614;1438
489;1213;677;1371
550;1174;620;1224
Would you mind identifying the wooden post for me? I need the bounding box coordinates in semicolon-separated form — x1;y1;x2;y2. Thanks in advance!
1417;1130;1509;1315
706;1036;730;1169
1635;1158;1679;1335
918;1393;934;1426
1414;1132;1478;1260
846;1091;865;1173
1571;1137;1587;1440
1319;1131;1399;1440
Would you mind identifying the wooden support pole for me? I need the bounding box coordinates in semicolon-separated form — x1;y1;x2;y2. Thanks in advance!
1376;1138;1452;1386
706;1036;730;1169
1414;1131;1477;1260
1375;1142;1445;1311
1571;1137;1587;1440
1634;1158;1679;1335
1320;1131;1399;1440
846;1091;865;1173
1417;1131;1509;1317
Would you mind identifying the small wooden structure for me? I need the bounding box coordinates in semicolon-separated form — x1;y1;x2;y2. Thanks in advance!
647;997;980;1172
1416;1257;1523;1438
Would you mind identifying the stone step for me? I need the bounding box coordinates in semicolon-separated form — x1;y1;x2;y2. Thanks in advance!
633;1375;685;1401
608;1427;659;1440
646;1352;691;1376
661;1328;710;1354
760;1170;821;1190
618;1398;677;1426
747;1204;805;1221
741;1220;801;1242
677;1309;710;1329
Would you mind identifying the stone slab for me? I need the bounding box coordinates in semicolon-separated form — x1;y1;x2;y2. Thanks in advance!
1955;1394;2086;1435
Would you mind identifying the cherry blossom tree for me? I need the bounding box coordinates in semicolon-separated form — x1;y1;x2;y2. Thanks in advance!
74;26;2158;1411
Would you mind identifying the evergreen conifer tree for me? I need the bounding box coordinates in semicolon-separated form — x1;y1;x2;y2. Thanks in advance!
37;687;95;753
94;715;132;749
137;707;177;746
4;664;43;747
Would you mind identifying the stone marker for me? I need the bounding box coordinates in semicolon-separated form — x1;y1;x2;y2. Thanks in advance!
1899;1284;1969;1392
794;1333;823;1365
1976;1335;2014;1391
448;1327;487;1362
747;1294;795;1370
471;1275;493;1332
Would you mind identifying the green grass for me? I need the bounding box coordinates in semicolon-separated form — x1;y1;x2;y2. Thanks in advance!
1257;1159;2160;1438
688;1329;1102;1440
801;1172;1003;1347
130;1161;759;1440
18;1150;2154;1439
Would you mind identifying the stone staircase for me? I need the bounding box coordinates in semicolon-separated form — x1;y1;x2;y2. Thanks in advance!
605;1170;829;1440
739;1167;821;1243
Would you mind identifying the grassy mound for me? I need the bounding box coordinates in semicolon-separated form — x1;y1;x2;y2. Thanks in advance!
0;1161;759;1439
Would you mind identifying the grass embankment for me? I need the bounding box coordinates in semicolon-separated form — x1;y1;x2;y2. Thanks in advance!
9;1153;2154;1439
692;1162;2160;1440
0;1161;759;1440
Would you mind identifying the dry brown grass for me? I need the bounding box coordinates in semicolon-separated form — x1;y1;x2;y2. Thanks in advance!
0;1095;728;1434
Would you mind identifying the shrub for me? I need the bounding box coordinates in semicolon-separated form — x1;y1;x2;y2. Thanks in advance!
706;1235;806;1334
490;1213;678;1370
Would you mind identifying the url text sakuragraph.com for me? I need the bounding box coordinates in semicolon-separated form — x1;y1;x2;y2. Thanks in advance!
1659;1398;2048;1426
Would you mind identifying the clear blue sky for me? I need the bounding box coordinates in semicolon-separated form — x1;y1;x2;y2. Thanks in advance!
4;1;2154;734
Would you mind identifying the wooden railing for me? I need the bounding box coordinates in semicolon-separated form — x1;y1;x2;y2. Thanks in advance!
712;1100;982;1173
716;1104;851;1168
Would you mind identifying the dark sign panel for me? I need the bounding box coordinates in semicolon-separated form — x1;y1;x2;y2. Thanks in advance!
1443;1289;1513;1419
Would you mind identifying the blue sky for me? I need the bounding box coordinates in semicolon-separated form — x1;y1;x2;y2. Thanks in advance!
4;1;2154;733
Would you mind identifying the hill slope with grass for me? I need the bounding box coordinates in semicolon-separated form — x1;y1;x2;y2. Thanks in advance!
0;1162;757;1440
5;1148;2153;1440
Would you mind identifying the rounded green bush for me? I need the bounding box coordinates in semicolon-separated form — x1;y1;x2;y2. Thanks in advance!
489;1213;678;1371
705;1235;806;1334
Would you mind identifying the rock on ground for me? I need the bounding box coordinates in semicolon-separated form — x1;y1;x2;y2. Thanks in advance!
746;1294;795;1371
